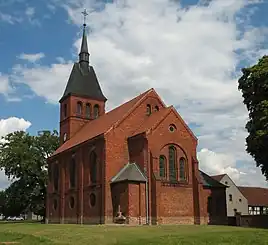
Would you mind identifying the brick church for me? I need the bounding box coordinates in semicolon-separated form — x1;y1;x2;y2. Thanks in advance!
46;21;227;225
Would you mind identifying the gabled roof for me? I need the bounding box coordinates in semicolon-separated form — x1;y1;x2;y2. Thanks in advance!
199;171;227;188
53;89;152;156
238;186;268;207
111;163;147;184
131;107;172;136
211;174;226;182
59;63;107;102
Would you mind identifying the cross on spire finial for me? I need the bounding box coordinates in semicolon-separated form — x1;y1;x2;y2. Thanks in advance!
82;8;88;27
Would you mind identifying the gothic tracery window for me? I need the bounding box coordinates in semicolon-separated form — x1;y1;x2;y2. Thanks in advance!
86;103;91;119
90;151;97;183
77;101;82;115
146;104;152;115
159;155;166;178
53;163;59;191
168;146;177;181
179;157;186;181
94;104;99;119
69;156;76;188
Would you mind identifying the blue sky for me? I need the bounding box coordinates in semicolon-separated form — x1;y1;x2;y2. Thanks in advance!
0;0;268;188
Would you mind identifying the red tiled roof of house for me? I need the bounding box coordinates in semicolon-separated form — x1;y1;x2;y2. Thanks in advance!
52;89;152;156
211;174;226;182
238;186;268;207
131;106;172;136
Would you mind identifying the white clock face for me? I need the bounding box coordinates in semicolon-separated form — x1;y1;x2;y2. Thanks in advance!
63;133;67;142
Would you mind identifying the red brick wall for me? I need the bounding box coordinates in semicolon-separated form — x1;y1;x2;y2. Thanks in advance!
59;95;106;145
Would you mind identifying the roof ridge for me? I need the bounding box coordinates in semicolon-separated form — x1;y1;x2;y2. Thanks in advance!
106;88;153;134
146;106;173;134
170;106;197;141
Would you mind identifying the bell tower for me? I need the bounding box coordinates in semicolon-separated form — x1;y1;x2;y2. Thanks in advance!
59;9;107;145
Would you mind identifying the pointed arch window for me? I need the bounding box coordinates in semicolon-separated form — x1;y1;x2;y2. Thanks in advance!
53;163;59;191
63;104;67;118
169;146;177;181
77;102;82;115
69;156;76;188
154;105;159;112
179;157;186;181
90;151;97;184
159;155;166;178
86;103;91;119
146;104;152;116
94;104;100;119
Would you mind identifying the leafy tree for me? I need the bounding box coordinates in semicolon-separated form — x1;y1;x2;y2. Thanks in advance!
0;190;5;214
0;130;59;217
238;55;268;180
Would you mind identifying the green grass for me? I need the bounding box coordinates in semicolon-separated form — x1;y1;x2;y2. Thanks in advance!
0;223;268;245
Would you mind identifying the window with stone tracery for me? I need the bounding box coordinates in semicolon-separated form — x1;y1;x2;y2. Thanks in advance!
90;151;97;183
159;155;166;178
69;156;76;188
179;157;186;181
169;146;177;181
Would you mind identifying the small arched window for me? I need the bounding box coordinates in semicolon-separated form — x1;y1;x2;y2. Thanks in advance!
94;104;100;119
179;157;186;181
77;102;82;115
90;151;97;183
159;155;166;178
168;146;177;181
86;103;91;119
146;104;152;116
69;156;76;188
154;105;159;112
53;163;59;191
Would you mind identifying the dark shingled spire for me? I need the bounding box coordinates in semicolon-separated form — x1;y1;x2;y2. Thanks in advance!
79;24;89;63
59;11;107;103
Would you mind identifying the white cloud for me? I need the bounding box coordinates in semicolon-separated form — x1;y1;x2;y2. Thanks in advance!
0;12;22;24
18;52;45;63
0;117;32;190
0;73;12;95
25;7;35;17
4;0;268;186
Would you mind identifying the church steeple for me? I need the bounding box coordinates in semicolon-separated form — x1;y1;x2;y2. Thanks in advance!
59;9;107;145
79;22;89;63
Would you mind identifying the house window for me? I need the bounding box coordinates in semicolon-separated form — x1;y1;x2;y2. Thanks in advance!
94;104;99;119
146;104;152;116
63;133;67;142
229;194;233;202
90;151;97;184
90;193;96;207
154;105;159;112
63;104;67;118
77;102;82;115
53;163;59;191
179;157;186;181
159;155;166;178
53;199;57;210
69;156;76;188
263;207;268;215
169;124;176;132
225;181;228;185
86;103;91;119
168;146;177;181
69;196;75;209
207;196;212;214
239;198;242;202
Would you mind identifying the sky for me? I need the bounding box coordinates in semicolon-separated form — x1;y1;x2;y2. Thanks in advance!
0;0;268;190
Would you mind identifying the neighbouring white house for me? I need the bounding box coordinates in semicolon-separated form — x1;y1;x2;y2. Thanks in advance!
211;174;248;217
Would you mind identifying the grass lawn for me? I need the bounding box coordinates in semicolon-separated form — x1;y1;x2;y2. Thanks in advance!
0;223;268;245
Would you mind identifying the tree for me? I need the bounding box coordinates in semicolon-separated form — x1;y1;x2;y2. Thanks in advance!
238;55;268;180
0;130;59;217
